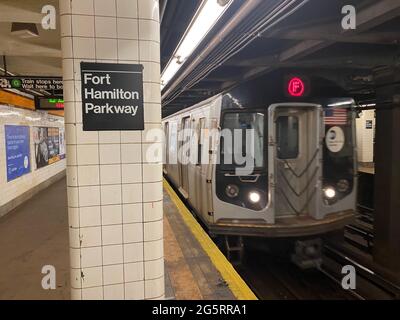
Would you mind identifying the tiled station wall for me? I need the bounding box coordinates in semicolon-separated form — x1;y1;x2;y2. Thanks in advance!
0;105;66;215
356;110;375;163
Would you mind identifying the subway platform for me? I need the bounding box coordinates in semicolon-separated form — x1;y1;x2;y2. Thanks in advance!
0;175;255;300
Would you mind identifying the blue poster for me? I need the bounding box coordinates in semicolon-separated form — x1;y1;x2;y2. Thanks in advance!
5;125;31;182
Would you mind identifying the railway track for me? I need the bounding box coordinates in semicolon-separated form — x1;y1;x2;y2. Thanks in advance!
234;243;355;300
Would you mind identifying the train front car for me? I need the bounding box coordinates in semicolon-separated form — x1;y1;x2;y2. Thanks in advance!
212;71;357;267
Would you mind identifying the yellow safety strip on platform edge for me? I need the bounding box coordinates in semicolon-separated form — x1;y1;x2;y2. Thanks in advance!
163;179;258;300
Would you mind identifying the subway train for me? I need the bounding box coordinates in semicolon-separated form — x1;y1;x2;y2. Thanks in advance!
162;70;357;267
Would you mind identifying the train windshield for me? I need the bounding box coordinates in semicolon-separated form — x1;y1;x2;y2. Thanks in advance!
220;112;265;171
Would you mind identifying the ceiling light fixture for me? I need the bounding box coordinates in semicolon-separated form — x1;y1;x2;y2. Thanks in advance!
161;0;232;90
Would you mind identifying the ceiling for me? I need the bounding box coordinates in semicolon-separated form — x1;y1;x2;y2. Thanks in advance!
160;0;400;116
0;0;61;76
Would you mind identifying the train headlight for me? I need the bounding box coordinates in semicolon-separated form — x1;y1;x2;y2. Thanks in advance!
249;191;261;203
225;184;239;198
337;179;350;193
324;187;336;199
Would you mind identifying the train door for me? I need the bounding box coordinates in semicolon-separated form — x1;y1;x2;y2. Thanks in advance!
268;103;323;219
179;116;191;197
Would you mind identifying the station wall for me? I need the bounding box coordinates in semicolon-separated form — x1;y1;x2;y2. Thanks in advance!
0;104;66;217
356;109;375;163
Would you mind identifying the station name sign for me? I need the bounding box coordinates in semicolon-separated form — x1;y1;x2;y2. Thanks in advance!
0;76;63;91
81;62;144;131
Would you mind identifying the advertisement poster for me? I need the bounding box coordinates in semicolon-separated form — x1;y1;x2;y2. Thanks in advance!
5;125;31;182
33;127;61;169
59;128;66;160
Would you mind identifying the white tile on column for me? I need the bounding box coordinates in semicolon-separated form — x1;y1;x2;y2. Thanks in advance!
142;143;162;164
82;287;103;300
66;145;77;165
100;164;122;185
102;224;123;245
67;186;79;207
79;185;101;206
121;164;142;184
69;228;80;249
143;181;162;202
121;131;142;143
139;40;160;62
80;206;101;227
138;20;159;43
104;284;124;300
68;207;80;229
103;244;123;265
145;277;164;299
95;16;117;38
101;204;123;225
121;144;142;164
67;165;78;187
118;39;139;61
116;0;138;18
125;281;144;300
143;163;162;183
124;262;144;282
82;268;103;289
77;145;99;165
73;37;96;59
144;239;163;261
76;124;99;144
78;165;100;186
60;0;72;15
122;183;142;204
81;247;103;268
103;264;124;285
144;220;163;242
145;258;163;280
96;39;118;60
123;223;143;243
138;0;159;21
71;0;94;15
143;200;162;222
142;62;160;83
72;15;95;37
99;131;121;144
61;37;73;59
124;243;143;263
122;203;142;223
101;184;122;205
99;144;121;164
80;226;102;247
64;102;76;124
70;268;82;288
62;59;74;80
94;0;117;16
117;18;139;39
144;82;161;104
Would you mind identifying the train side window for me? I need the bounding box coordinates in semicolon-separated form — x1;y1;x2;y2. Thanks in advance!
276;116;299;159
164;122;169;164
197;118;206;165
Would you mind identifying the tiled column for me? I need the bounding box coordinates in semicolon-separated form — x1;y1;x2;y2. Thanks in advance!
60;0;163;300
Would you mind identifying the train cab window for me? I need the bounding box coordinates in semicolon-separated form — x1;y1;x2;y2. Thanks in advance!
220;112;265;169
276;116;299;159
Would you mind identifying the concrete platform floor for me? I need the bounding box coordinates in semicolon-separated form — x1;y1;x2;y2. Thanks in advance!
0;177;235;300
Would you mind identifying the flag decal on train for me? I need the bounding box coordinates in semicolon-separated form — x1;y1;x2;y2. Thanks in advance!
324;108;347;125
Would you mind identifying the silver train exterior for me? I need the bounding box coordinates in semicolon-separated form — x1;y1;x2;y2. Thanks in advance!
163;71;357;239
